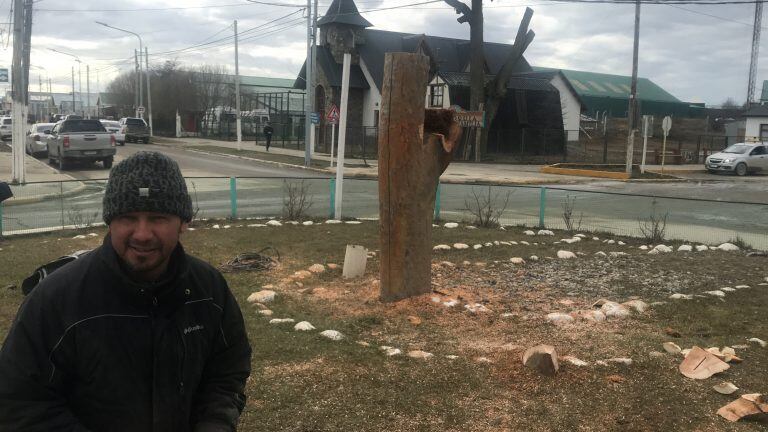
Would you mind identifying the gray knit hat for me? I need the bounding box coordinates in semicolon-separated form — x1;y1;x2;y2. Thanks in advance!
102;151;192;224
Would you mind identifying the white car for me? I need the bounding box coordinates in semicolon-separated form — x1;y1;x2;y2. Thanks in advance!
0;117;11;140
26;123;55;157
100;120;123;145
705;143;768;176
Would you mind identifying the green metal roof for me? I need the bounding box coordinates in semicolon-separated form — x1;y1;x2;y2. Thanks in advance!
761;80;768;101
532;67;681;103
239;76;297;89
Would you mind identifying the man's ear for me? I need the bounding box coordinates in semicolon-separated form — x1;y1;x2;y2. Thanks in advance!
180;222;189;234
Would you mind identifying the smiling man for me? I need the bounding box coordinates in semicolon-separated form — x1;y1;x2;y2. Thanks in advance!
0;151;252;432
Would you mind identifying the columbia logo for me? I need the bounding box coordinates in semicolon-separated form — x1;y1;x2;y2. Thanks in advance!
184;324;204;335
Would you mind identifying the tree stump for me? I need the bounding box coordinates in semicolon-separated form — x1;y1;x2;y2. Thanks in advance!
378;52;462;302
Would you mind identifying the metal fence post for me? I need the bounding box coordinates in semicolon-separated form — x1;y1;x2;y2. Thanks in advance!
59;182;65;228
329;178;336;219
539;186;547;228
0;202;4;236
229;177;237;219
434;181;441;221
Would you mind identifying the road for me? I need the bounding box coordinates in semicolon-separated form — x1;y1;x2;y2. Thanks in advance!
2;143;767;249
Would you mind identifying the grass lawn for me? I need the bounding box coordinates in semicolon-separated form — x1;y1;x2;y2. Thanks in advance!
1;221;766;431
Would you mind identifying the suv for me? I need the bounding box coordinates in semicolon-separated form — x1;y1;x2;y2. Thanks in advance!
705;143;768;176
0;117;12;140
119;117;150;144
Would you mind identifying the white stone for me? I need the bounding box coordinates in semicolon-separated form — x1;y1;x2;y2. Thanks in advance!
557;250;577;259
473;244;483;250
266;220;282;227
285;221;299;225
247;290;276;303
247;224;266;227
609;252;628;257
529;255;539;261
546;312;575;325
484;242;493;247
464;303;492;313
345;220;362;225
453;243;469;250
510;257;525;265
735;285;750;289
606;357;633;366
696;245;709;252
269;318;295;324
384;348;402;356
595;251;607;257
574;234;587;238
524;230;536;236
294;321;316;331
748;338;767;348
302;221;314;226
721;287;736;292
639;245;648;250
592;237;600;241
407;350;434;360
669;293;694;300
72;235;86;239
443;300;459;307
622;300;649;313
433;244;451;251
319;330;344;341
325;219;342;224
662;342;682;354
308;264;326;274
563;356;589;367
561;238;580;244
258;309;273;316
717;243;740;251
601;301;631;319
653;245;673;253
466;226;477;230
444;222;459;229
87;233;98;237
445;355;459;360
520;241;530;245
537;230;554;236
704;290;726;297
500;241;511;246
677;245;693;252
606;240;616;245
212;225;220;229
493;241;500;246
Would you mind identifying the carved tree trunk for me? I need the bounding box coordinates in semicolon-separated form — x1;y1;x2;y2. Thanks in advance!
378;53;462;302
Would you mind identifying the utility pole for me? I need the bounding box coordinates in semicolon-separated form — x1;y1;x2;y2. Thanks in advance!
304;1;312;167
137;50;143;118
625;0;640;176
71;66;75;114
134;50;139;117
747;1;763;106
10;0;26;183
145;47;153;135
311;0;318;159
234;20;241;150
77;61;82;116
86;64;90;118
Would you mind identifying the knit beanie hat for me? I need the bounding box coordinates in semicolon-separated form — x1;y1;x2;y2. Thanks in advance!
102;151;193;224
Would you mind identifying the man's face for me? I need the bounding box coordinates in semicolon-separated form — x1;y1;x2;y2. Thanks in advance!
109;212;187;281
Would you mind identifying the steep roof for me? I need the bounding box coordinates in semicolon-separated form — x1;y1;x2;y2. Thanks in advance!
317;0;372;28
359;29;532;92
439;71;556;92
743;104;768;117
532;66;681;103
293;45;369;90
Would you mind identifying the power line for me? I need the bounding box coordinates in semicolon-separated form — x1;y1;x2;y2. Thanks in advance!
543;0;768;4
36;2;284;12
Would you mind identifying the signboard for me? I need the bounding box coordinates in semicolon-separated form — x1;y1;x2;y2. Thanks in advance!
453;111;485;128
310;112;320;125
662;116;672;135
326;104;339;124
137;106;145;114
0;69;7;83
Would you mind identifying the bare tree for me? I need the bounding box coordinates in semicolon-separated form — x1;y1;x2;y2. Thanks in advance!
462;185;511;228
193;65;230;135
282;180;314;220
444;1;535;159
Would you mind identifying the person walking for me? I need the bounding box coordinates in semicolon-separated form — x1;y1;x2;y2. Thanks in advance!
0;151;252;432
263;122;274;151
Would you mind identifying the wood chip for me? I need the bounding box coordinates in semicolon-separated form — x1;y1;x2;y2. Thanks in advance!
679;346;730;379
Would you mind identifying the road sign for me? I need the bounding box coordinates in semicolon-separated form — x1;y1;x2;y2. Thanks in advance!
137;106;145;114
0;69;7;83
662;116;672;135
326;104;340;124
453;111;485;128
310;112;320;125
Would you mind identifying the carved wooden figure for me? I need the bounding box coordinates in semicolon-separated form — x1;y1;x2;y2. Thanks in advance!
378;52;463;302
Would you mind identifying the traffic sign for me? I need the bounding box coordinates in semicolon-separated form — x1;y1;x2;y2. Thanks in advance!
662;116;672;135
137;106;145;114
310;112;320;125
326;104;340;124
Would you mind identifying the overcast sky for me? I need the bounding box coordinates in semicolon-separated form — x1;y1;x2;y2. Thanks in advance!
0;0;764;106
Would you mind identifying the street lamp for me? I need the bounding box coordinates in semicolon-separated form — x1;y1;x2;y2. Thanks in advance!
96;21;149;129
48;48;89;117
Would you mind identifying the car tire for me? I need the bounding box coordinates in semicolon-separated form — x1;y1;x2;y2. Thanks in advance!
707;169;717;174
735;162;748;176
103;157;113;169
142;138;149;144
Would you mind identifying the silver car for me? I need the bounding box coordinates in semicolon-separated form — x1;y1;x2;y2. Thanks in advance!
0;117;11;140
26;123;55;157
705;143;768;176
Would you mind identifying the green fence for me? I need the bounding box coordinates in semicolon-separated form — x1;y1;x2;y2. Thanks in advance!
1;177;767;250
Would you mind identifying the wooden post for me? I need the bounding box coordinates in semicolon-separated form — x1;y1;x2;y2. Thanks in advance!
378;53;462;302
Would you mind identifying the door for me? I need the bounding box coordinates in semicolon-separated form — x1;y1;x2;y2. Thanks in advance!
748;145;768;171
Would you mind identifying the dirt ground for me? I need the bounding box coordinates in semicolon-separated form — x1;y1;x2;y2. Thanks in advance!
0;221;766;431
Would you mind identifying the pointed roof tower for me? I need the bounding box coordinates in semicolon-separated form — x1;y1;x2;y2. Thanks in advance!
317;0;372;28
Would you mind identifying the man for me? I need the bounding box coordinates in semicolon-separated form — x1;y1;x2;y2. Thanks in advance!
263;122;274;152
0;151;252;432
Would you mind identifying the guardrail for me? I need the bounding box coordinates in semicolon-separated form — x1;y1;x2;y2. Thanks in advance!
1;177;766;250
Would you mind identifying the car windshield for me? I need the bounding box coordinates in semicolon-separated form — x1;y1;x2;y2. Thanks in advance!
126;118;146;126
60;120;107;133
723;145;751;154
2;118;11;125
102;121;120;128
36;125;53;132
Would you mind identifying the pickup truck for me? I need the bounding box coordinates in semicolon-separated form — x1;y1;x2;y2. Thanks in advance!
46;119;116;170
119;117;150;144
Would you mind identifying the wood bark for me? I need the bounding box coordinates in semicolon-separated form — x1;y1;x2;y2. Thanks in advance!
378;53;462;302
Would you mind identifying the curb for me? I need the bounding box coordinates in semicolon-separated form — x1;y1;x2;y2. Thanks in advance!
2;153;89;206
183;148;334;176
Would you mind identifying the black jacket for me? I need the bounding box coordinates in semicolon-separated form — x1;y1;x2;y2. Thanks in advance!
0;237;252;432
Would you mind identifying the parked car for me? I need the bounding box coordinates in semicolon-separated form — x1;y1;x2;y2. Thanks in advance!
119;117;149;143
46;118;116;170
25;123;55;157
100;120;123;145
0;117;12;140
705;143;768;176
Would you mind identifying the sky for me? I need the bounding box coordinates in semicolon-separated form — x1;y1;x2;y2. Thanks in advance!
0;0;765;106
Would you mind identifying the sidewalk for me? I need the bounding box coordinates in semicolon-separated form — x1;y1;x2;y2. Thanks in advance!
0;146;85;205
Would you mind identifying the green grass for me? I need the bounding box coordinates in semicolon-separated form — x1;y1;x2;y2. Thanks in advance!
1;222;767;431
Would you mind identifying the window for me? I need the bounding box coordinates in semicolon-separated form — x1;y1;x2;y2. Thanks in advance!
751;146;766;155
60;120;106;133
760;124;768;142
429;84;444;108
374;110;379;128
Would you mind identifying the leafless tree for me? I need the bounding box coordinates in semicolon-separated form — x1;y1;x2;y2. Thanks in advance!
463;185;511;228
638;199;668;243
282;180;314;220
